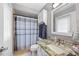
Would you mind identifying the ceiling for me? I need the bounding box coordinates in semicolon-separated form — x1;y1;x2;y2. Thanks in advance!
13;3;47;18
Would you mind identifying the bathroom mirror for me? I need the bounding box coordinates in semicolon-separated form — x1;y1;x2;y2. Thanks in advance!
51;3;76;36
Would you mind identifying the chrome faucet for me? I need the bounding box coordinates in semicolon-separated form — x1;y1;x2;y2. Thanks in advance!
56;39;65;46
56;39;61;46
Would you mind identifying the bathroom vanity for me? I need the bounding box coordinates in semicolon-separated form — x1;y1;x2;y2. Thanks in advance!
37;3;79;56
37;39;78;56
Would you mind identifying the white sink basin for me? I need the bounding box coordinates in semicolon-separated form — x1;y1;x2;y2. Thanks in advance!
47;44;65;55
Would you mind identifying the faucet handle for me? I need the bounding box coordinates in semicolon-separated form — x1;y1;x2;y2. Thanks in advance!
61;40;65;44
56;39;61;45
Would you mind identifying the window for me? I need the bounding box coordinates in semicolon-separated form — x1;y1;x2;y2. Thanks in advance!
55;15;70;33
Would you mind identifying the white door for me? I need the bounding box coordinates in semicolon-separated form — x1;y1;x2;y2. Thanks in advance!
0;3;13;56
0;3;4;55
0;15;4;56
0;3;7;56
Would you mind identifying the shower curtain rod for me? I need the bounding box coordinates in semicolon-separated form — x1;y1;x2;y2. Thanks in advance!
13;14;38;19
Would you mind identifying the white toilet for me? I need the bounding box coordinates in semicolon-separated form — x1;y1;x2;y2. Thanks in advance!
30;44;39;56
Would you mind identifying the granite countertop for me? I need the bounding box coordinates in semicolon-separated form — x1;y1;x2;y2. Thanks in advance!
37;39;78;56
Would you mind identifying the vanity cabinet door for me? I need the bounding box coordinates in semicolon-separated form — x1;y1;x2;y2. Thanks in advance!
37;46;48;56
37;46;42;56
40;47;48;56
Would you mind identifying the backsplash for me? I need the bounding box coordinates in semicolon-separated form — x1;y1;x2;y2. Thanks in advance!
50;35;75;46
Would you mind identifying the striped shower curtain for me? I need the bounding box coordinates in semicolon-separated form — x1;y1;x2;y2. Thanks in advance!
15;16;38;51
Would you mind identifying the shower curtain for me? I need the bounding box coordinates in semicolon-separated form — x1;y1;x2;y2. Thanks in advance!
15;16;38;51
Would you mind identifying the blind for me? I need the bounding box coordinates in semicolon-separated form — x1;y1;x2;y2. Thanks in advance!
55;15;70;33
